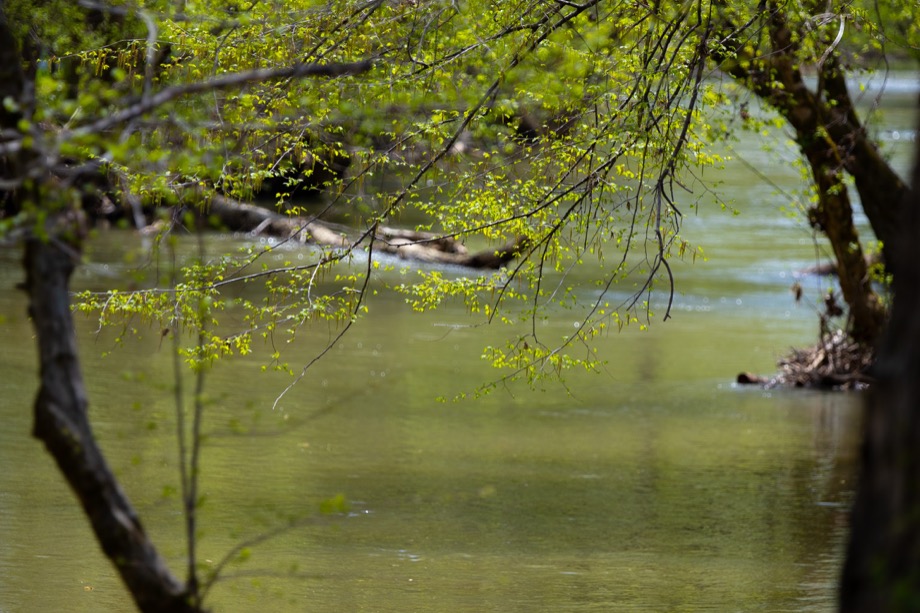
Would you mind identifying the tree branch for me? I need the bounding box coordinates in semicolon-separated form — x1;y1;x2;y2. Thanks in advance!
71;59;373;137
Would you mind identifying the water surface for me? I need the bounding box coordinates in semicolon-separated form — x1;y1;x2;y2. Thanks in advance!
1;76;914;611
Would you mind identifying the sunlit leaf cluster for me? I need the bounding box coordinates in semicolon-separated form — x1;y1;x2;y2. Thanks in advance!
12;0;905;389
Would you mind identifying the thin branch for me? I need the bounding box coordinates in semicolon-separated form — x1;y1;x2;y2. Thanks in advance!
269;241;376;411
71;60;373;137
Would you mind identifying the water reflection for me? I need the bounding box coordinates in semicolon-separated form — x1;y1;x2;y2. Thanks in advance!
0;268;863;612
0;84;889;611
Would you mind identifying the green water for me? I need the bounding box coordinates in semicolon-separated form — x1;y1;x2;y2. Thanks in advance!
0;79;916;612
0;278;863;612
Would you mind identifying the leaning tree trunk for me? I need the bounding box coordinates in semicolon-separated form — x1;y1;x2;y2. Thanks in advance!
2;6;199;610
24;227;201;613
820;67;908;272
801;143;886;345
839;94;920;612
714;1;889;345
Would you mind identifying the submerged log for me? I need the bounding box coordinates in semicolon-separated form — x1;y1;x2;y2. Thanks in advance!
736;372;767;385
206;195;526;269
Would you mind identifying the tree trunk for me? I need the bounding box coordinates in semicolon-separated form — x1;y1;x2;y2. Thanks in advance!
3;5;198;608
821;68;907;271
802;147;885;345
714;2;889;345
839;95;920;612
24;229;200;613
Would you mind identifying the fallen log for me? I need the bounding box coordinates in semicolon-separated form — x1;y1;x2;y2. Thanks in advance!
208;195;349;247
205;195;525;269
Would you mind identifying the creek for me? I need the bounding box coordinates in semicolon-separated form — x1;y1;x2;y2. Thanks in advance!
0;76;916;612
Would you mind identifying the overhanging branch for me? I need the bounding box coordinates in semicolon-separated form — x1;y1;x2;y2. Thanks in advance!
70;59;373;137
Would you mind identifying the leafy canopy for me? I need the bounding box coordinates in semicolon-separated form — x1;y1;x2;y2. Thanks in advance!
14;0;913;393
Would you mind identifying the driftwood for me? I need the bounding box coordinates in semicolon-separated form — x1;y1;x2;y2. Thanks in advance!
736;328;875;390
205;195;526;269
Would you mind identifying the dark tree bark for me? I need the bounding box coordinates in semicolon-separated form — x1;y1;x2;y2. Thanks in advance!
24;228;200;613
714;1;893;345
800;133;886;345
0;0;25;215
821;68;908;270
1;3;200;611
839;95;920;611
